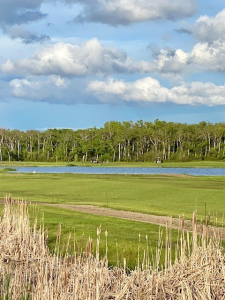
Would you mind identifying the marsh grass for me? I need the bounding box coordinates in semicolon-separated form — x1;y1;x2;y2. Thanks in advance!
0;197;225;299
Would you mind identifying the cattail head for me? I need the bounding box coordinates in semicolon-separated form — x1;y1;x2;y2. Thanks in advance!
97;226;101;236
180;214;185;232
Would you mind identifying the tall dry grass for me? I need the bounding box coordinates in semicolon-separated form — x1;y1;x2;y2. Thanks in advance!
0;198;225;299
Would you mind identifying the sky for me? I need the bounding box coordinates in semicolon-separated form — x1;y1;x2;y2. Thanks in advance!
0;0;225;130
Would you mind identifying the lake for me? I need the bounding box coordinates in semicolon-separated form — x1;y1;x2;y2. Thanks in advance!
4;166;225;176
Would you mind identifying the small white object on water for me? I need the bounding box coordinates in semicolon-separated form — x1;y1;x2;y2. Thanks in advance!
33;170;36;174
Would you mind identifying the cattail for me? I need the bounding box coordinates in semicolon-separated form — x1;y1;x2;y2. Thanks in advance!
180;214;185;233
1;200;225;299
192;211;197;231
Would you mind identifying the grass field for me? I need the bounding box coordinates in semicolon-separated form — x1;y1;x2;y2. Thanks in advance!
0;172;225;223
1;168;225;268
28;204;178;269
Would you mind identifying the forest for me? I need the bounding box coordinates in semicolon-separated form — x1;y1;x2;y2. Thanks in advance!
1;120;225;162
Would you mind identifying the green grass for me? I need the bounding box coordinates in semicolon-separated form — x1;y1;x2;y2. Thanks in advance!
1;160;225;168
28;204;178;269
0;173;225;224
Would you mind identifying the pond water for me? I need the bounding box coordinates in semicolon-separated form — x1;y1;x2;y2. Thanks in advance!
4;166;225;176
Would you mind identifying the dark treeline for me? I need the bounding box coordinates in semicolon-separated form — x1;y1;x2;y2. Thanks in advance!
1;120;225;162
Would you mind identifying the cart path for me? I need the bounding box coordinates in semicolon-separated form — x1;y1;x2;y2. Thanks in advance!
1;199;225;239
50;203;225;240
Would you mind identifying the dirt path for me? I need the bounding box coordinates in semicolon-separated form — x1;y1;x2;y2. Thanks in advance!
51;203;225;240
1;199;225;239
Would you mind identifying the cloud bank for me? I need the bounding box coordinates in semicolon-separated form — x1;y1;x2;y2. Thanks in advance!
7;76;225;107
70;0;197;26
2;38;153;76
88;77;225;106
4;37;225;78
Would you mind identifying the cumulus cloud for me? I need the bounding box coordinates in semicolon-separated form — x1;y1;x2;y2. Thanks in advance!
176;9;225;43
88;77;225;106
68;0;197;26
192;9;225;43
1;38;154;77
147;39;225;74
3;37;225;77
150;47;190;74
191;40;225;72
6;25;50;44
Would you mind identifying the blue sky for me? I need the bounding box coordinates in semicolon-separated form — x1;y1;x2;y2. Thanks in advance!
0;0;225;130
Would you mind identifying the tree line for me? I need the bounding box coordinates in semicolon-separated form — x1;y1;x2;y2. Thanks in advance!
1;120;225;162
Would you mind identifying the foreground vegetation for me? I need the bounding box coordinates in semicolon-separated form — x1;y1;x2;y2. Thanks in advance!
29;205;178;269
1;120;225;163
0;199;224;299
1;173;225;224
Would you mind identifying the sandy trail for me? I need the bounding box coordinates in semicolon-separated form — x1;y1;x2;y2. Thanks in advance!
1;199;225;239
50;203;225;240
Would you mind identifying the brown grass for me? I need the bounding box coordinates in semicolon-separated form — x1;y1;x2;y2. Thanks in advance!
0;197;225;299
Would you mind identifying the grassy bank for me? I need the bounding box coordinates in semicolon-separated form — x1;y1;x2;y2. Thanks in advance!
1;160;225;168
1;172;225;224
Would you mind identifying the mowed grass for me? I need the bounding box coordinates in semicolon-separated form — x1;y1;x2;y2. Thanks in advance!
28;204;178;269
0;172;225;223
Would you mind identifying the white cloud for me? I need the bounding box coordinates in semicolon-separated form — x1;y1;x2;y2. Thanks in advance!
88;77;225;106
147;39;225;74
51;75;68;87
152;48;190;74
10;79;46;99
192;9;225;43
88;77;168;103
69;0;197;25
3;37;225;78
191;40;225;72
2;38;154;77
6;75;225;107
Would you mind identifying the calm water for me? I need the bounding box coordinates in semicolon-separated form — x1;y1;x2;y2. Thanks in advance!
4;166;225;176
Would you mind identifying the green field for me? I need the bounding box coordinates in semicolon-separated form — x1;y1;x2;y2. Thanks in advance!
1;169;225;268
0;172;225;222
28;205;178;269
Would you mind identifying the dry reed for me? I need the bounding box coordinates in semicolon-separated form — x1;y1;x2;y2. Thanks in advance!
0;198;225;299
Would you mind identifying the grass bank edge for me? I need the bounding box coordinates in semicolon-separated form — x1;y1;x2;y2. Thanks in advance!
1;160;225;168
